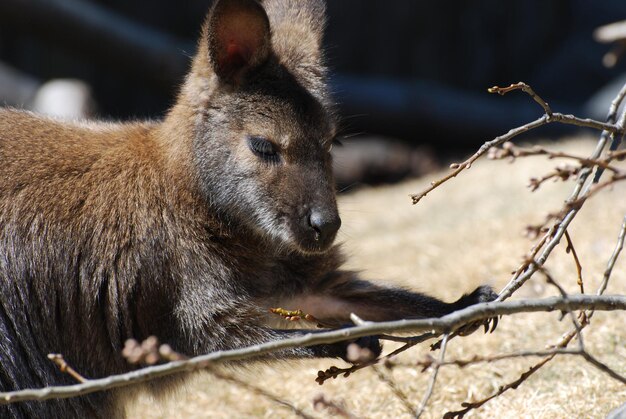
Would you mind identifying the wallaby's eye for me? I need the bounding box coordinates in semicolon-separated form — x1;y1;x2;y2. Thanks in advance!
328;137;343;152
247;136;280;163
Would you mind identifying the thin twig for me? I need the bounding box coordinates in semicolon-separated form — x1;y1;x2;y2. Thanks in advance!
544;113;621;133
421;81;626;418
580;351;626;384
593;84;626;183
446;303;594;419
316;334;434;385
378;334;431;344
424;81;626;301
443;355;554;418
47;354;87;383
445;318;586;418
410;115;549;204
583;214;626;326
599;216;626;295
415;334;449;418
415;347;581;369
540;268;584;348
412;83;625;205
512;227;554;278
488;82;553;115
564;230;584;293
488;143;622;174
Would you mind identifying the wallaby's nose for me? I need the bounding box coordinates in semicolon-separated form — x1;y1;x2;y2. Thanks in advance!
308;210;341;246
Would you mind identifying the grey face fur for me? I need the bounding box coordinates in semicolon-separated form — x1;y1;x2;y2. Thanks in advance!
193;0;340;254
194;87;340;253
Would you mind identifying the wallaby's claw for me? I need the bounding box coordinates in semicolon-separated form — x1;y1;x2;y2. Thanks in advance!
490;316;499;333
454;284;500;336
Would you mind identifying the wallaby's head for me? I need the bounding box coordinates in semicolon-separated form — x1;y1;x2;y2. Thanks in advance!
177;0;340;254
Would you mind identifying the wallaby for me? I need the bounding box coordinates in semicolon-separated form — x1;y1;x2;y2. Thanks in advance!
0;0;497;417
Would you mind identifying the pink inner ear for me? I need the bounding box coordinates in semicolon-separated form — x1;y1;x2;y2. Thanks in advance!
215;12;268;78
225;42;251;67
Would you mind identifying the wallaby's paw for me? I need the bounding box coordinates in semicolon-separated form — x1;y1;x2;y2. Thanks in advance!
456;285;499;335
348;335;382;363
464;285;499;305
328;335;382;363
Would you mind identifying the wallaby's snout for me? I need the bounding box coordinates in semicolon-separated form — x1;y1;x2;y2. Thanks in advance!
308;208;341;248
277;160;341;254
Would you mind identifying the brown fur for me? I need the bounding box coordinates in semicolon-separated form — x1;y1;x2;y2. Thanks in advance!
0;1;495;417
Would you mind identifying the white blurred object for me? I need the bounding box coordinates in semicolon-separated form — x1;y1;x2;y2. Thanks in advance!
594;20;626;68
594;20;626;43
31;79;93;119
0;62;39;106
0;62;94;119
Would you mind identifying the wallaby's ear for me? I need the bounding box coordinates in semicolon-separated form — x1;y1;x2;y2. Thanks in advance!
206;0;271;85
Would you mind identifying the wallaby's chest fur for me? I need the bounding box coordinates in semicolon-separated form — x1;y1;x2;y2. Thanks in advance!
0;105;337;354
0;105;339;417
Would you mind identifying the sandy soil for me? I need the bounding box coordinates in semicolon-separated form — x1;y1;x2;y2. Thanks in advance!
126;137;626;418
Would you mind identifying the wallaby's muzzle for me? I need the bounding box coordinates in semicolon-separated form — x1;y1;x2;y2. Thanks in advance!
307;208;341;249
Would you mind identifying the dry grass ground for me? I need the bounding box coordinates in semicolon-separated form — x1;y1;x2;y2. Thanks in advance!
126;137;626;418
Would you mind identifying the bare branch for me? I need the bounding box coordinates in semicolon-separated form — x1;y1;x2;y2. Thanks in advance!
579;351;626;384
442;338;626;419
488;81;621;132
1;295;625;405
499;209;579;300
443;355;555;418
488;142;623;174
415;334;449;418
47;354;86;384
421;81;626;417
410;115;549;204
416;348;582;369
315;333;435;385
564;230;584;293
539;268;584;346
412;82;626;205
410;81;626;304
599;216;626;295
488;82;553;115
592;81;626;182
546;113;622;133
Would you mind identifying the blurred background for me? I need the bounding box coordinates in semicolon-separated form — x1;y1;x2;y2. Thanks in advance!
1;0;626;187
